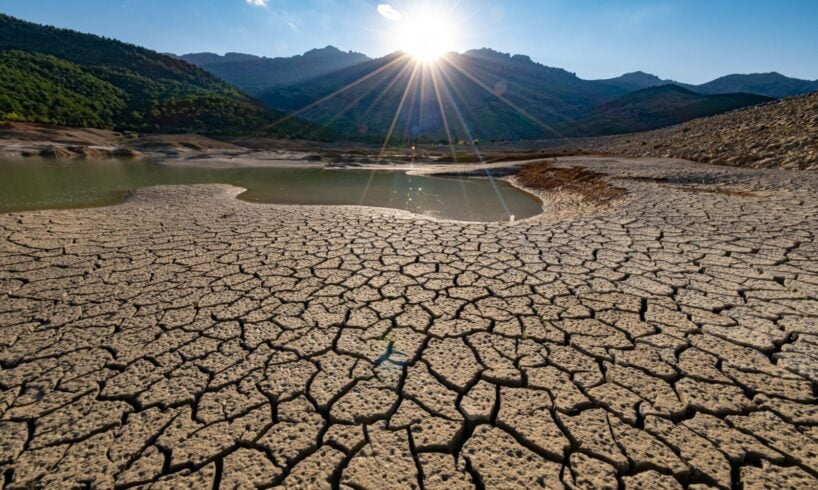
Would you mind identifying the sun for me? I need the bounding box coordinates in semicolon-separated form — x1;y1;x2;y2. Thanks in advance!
395;9;458;63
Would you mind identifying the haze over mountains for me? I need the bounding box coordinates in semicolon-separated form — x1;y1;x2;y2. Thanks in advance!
177;47;369;95
182;47;809;141
1;12;815;142
182;48;818;100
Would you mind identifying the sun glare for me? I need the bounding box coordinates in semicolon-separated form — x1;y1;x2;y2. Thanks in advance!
393;8;458;63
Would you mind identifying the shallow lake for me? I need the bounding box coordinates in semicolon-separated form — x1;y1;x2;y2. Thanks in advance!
0;157;543;222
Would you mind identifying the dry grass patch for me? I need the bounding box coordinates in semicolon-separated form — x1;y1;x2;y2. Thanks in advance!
516;161;627;204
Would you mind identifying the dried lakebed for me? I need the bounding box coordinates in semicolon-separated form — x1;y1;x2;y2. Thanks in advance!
0;157;543;222
1;157;817;489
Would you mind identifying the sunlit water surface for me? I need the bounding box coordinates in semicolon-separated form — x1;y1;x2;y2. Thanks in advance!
0;158;543;222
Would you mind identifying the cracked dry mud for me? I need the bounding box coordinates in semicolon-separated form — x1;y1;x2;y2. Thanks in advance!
1;157;817;489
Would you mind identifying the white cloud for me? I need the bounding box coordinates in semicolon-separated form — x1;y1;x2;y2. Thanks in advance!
377;4;402;21
288;21;299;32
246;0;268;7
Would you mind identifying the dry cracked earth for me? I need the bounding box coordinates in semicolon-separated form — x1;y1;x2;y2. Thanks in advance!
1;157;817;489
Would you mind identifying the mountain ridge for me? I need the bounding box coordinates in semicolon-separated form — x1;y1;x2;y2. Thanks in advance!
253;50;624;141
177;45;816;140
595;71;697;93
0;13;326;137
182;46;818;100
178;46;370;94
248;50;788;141
568;84;773;136
697;72;818;98
2;12;814;143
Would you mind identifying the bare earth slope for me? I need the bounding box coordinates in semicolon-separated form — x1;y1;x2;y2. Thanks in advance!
516;92;818;170
1;157;817;488
588;92;818;169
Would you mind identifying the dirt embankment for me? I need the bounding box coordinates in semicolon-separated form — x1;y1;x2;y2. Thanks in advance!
0;121;123;146
0;121;246;160
507;92;818;171
514;161;628;204
34;146;141;159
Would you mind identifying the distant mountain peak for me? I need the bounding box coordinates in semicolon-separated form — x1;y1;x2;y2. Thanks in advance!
223;52;262;60
302;45;368;60
462;48;576;78
631;84;699;97
179;52;262;65
698;72;818;98
596;71;694;93
303;45;342;56
180;46;371;94
618;71;664;82
511;54;533;64
465;48;536;66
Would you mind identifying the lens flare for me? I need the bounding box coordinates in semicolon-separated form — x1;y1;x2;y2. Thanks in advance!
397;12;456;63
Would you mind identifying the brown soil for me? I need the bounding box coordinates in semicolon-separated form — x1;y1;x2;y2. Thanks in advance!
434;149;599;164
515;161;627;203
0;121;122;146
125;134;243;151
36;145;142;159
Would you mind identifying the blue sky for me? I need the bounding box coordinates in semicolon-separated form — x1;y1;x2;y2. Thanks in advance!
2;0;817;84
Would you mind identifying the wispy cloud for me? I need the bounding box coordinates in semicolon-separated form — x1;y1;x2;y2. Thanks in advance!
377;4;402;21
288;21;299;32
246;0;268;7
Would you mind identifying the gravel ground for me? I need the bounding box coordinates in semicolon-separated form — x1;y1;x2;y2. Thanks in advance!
1;157;817;488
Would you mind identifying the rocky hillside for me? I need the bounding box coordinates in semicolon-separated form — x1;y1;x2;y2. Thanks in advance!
572;92;818;170
568;85;772;136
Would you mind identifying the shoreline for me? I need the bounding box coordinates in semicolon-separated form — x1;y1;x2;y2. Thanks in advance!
4;121;809;225
0;150;553;224
1;137;768;225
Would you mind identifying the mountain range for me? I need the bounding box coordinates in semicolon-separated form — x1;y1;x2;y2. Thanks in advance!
177;47;807;141
0;12;815;142
182;49;818;101
180;47;816;141
177;47;369;94
568;85;772;136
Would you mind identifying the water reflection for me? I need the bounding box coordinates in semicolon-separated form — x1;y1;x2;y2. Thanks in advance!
0;158;543;222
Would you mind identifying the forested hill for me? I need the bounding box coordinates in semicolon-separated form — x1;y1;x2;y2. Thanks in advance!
0;14;325;137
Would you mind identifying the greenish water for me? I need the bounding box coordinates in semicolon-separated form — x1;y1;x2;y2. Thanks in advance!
0;157;543;222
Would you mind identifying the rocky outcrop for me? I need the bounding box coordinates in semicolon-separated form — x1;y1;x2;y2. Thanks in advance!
37;146;76;159
111;148;142;158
